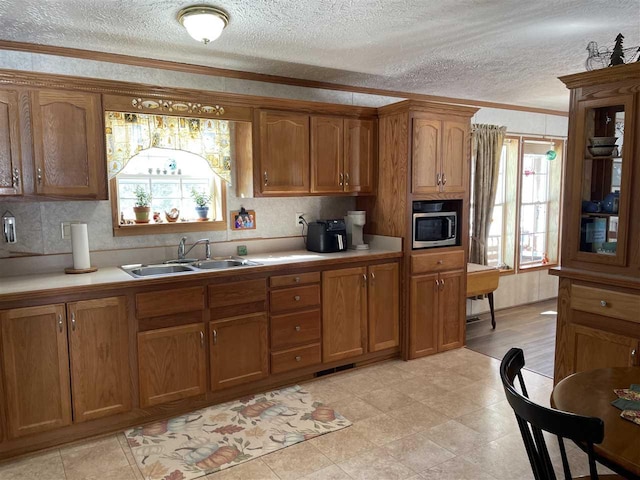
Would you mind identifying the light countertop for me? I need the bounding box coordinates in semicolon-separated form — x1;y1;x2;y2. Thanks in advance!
0;247;401;300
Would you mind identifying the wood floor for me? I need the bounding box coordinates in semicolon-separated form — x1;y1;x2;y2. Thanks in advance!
465;298;557;378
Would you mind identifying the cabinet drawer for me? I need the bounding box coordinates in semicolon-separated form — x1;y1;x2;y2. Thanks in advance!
571;285;640;323
208;279;267;307
136;286;204;319
270;285;320;313
411;250;465;274
271;343;321;374
271;310;321;350
270;272;320;288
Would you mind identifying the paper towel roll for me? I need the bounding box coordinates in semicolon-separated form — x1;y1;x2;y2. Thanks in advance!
71;223;91;270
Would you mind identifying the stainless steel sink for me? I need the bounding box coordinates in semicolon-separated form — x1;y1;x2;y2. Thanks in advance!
123;264;196;278
192;258;261;270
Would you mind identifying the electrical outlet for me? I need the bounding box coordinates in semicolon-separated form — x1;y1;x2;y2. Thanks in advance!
295;212;305;228
60;222;71;239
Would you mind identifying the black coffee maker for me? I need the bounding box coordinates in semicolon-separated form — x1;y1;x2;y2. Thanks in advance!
306;219;347;253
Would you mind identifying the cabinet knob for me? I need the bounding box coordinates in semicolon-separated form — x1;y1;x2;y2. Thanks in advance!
295;356;302;362
295;325;301;332
600;300;607;307
437;260;443;264
294;295;301;301
263;171;268;186
294;276;300;283
37;167;42;185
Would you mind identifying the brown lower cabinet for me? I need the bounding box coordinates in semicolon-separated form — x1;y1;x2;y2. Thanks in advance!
138;323;206;408
323;262;400;363
210;313;269;390
0;297;130;438
409;269;465;359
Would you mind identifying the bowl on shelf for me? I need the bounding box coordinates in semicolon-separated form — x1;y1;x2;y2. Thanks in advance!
589;136;617;146
587;145;617;157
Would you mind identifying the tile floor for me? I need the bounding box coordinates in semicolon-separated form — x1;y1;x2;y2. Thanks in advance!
0;348;613;480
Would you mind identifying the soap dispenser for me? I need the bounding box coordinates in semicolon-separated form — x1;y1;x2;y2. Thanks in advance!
2;210;16;244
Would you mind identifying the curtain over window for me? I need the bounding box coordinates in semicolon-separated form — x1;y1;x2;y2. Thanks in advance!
470;124;507;265
105;112;232;184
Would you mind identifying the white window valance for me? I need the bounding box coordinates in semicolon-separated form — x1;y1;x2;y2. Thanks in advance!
105;112;232;184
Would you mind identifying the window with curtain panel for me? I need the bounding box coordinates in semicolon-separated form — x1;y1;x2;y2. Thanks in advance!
471;136;565;270
104;112;232;234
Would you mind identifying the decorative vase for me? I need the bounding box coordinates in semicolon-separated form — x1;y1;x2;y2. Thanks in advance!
133;206;151;224
602;191;620;214
195;206;209;221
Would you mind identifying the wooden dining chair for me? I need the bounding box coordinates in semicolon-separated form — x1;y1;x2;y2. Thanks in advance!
500;348;622;480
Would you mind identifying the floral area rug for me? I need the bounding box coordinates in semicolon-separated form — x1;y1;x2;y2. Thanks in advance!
125;384;351;480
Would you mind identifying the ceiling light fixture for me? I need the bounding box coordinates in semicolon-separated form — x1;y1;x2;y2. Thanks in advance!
178;5;229;44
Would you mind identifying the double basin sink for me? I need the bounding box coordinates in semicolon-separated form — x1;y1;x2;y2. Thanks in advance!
122;257;261;278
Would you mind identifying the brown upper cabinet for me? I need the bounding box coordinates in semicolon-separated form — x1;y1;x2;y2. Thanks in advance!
311;116;375;194
0;86;107;199
412;113;469;195
0;89;22;196
255;109;375;196
257;110;310;195
31;90;106;199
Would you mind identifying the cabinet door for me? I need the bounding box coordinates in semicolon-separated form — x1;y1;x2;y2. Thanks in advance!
438;270;465;351
258;110;309;194
0;89;22;196
311;116;343;193
210;313;269;390
345;118;374;193
322;267;367;362
409;274;439;359
30;90;106;198
138;323;206;408
412;117;441;194
441;120;469;193
67;297;131;423
1;304;71;438
569;324;639;374
368;262;400;352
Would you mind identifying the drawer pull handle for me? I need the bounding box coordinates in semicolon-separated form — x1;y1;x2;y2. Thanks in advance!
295;356;302;362
632;349;636;362
435;279;440;286
345;172;350;186
264;171;268;186
442;173;447;185
436;173;441;185
295;325;301;332
212;329;217;345
294;276;300;283
200;331;204;347
437;260;443;264
600;300;607;307
339;172;344;186
440;279;445;289
71;312;76;331
57;314;63;333
294;295;301;301
370;272;376;286
37;167;42;185
12;168;19;188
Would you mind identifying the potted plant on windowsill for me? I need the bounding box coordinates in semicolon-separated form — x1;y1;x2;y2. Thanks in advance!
191;188;211;221
133;186;152;224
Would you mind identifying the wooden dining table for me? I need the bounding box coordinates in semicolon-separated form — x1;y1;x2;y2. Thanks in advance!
551;367;640;479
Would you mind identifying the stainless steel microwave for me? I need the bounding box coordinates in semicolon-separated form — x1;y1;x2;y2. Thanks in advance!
413;211;457;249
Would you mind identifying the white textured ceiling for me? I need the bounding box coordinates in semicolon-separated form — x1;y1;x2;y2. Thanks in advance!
1;0;639;111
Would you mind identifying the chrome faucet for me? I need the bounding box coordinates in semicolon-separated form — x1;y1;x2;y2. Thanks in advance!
178;237;211;260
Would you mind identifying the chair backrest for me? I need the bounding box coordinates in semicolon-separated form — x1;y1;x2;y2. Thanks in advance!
500;348;605;480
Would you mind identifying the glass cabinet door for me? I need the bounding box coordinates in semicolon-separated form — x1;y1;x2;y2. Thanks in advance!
573;94;633;265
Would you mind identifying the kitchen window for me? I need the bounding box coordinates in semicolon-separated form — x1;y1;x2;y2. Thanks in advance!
474;136;564;270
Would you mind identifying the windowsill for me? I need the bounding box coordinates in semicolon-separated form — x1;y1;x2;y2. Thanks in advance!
517;262;558;273
113;219;227;237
